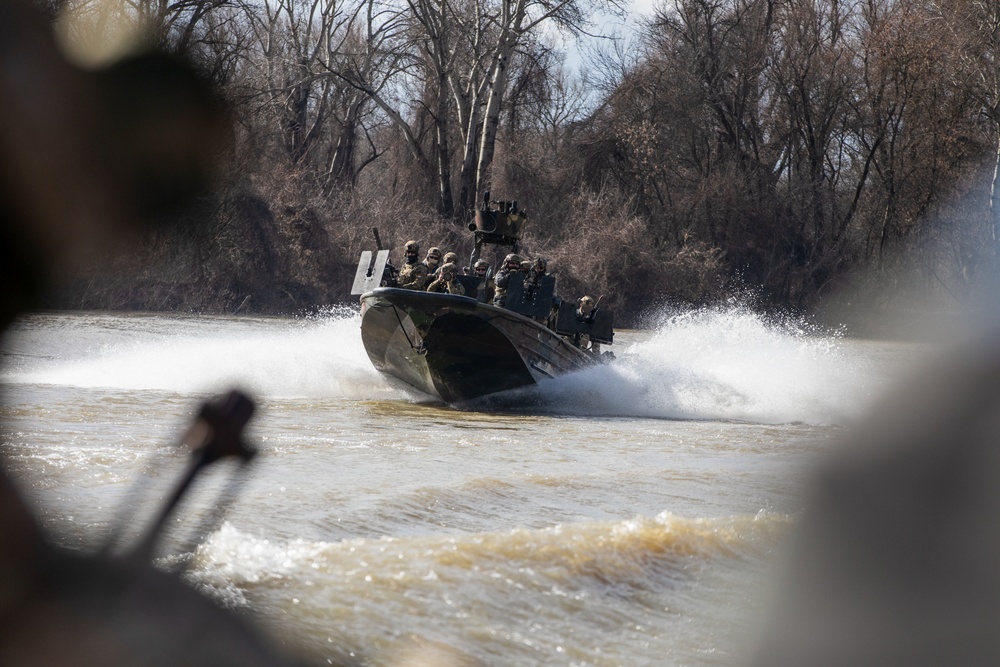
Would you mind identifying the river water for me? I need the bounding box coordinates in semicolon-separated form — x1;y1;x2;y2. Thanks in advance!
0;308;921;666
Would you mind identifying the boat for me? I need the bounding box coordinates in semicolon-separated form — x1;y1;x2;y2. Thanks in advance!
351;195;614;403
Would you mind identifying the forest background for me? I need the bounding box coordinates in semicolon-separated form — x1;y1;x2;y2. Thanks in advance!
41;0;1000;330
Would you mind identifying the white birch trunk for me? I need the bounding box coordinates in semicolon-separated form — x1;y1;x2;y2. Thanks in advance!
474;0;525;197
991;125;1000;251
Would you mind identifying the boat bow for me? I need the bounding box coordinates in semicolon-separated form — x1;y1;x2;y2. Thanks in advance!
360;288;593;403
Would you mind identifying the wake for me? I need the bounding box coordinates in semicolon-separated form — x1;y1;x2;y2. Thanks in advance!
473;306;881;426
2;306;885;423
1;309;398;400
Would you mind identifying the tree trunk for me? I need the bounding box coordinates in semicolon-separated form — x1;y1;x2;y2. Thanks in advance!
474;49;511;198
326;95;362;189
473;0;525;202
991;124;1000;254
436;118;454;216
434;72;454;217
457;109;481;214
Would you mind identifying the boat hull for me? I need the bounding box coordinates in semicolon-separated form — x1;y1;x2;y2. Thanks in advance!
360;288;594;403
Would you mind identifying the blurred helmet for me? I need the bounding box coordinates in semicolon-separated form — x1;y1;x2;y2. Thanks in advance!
520;261;531;271
533;256;547;271
439;262;457;277
579;295;594;307
504;253;521;266
404;240;419;253
443;251;458;264
426;246;441;261
474;259;490;270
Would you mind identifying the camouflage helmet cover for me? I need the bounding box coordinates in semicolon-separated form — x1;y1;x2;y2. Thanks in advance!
533;256;547;271
439;262;457;276
579;295;594;306
474;259;490;270
504;253;522;265
426;246;442;260
443;251;459;264
404;240;419;252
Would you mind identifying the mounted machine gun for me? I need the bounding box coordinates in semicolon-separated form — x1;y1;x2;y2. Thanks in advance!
468;191;527;268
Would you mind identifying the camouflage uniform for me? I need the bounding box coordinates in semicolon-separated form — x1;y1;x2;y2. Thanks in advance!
523;257;548;291
574;295;600;353
472;259;494;303
523;257;549;323
426;263;465;295
429;250;459;281
492;253;522;308
397;240;428;290
422;247;442;278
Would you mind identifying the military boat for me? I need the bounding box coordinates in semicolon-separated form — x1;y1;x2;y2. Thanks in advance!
351;196;614;404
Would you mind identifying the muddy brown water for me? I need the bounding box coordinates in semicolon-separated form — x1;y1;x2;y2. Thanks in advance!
0;309;922;666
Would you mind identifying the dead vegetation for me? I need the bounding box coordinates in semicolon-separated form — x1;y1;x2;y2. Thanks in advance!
40;0;1000;326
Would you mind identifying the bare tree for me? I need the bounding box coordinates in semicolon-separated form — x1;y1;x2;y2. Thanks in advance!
767;0;857;295
358;0;625;217
245;0;344;164
322;1;411;188
929;0;1000;257
54;0;242;59
851;0;973;268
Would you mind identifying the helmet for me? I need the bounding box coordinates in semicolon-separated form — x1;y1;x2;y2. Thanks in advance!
533;256;547;271
443;251;459;264
520;261;531;271
404;240;419;253
474;259;490;270
439;262;457;277
579;295;594;306
504;253;522;266
426;246;441;261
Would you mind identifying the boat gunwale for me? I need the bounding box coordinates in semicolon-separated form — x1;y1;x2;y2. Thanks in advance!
360;287;558;334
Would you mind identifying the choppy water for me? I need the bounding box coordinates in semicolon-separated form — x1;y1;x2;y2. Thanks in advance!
0;308;919;666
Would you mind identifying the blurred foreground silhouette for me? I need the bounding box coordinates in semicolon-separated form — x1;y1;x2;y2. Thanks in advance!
747;321;1000;665
0;0;227;331
0;1;297;663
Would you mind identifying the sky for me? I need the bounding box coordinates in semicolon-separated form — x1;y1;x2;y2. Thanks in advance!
555;0;659;75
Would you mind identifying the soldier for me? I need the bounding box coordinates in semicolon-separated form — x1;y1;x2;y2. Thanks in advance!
397;240;428;290
574;295;601;353
423;247;442;276
426;262;465;295
525;257;548;289
473;259;494;303
493;253;522;308
430;250;459;280
521;257;548;298
523;257;550;323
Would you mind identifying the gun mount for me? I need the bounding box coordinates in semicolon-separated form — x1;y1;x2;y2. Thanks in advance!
469;191;526;266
